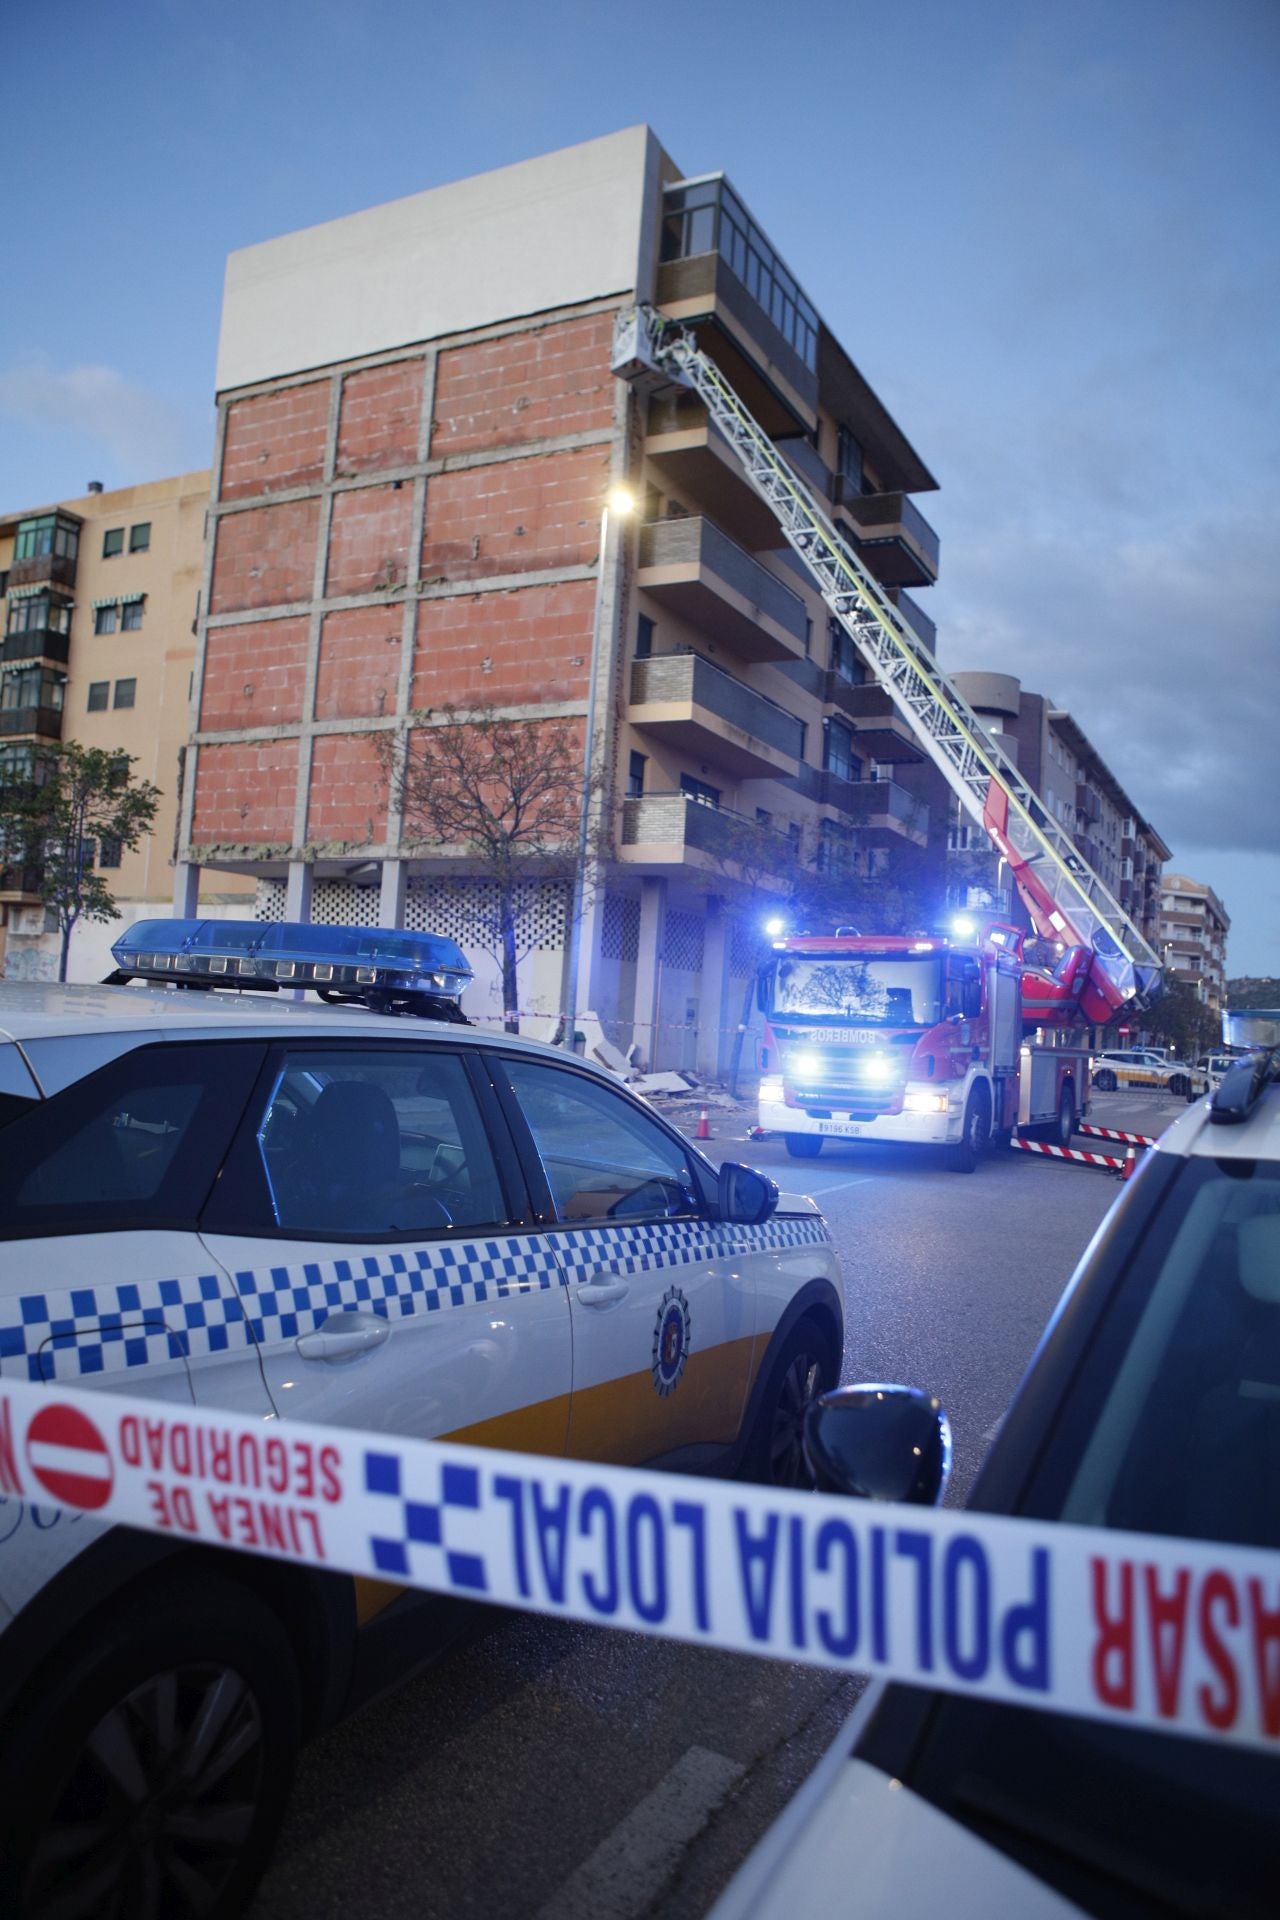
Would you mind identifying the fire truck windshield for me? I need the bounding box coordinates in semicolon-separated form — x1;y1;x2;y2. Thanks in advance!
772;953;944;1027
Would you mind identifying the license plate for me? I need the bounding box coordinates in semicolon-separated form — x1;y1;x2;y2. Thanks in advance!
817;1120;865;1136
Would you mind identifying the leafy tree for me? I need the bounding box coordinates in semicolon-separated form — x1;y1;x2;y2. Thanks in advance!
384;702;607;1034
0;743;160;982
1138;977;1220;1059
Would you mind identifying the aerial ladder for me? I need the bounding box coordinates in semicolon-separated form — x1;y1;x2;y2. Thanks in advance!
611;307;1162;1028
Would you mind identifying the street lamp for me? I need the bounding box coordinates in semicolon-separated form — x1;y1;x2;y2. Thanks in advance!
560;485;635;1046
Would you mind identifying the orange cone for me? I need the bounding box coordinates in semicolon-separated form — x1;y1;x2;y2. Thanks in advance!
1122;1146;1138;1181
696;1108;711;1141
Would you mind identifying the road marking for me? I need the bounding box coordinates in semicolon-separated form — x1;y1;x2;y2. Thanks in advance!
536;1744;745;1920
796;1175;876;1196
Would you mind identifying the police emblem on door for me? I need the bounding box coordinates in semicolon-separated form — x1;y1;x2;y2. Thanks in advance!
652;1286;692;1397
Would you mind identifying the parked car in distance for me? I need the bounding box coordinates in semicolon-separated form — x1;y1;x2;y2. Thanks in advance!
714;1041;1280;1920
1090;1047;1199;1096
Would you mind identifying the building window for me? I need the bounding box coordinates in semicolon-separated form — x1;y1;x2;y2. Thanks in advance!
660;178;818;372
836;426;864;493
102;528;124;559
823;717;859;784
95;605;118;635
680;774;720;808
829;619;864;685
121;599;144;632
113;678;137;710
627;751;647;798
818;819;855;875
129;523;151;553
636;614;655;659
7;594;72;638
2;666;64;712
87;682;109;713
15;514;79;563
97;835;123;869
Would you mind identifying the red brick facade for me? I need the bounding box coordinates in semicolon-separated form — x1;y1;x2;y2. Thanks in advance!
337;359;424;475
412;581;594;707
432;313;613;456
315;606;402;720
420;444;609;583
306;733;388;843
326;484;415;598
200;616;310;730
220;382;330;501
210;497;320;614
192;739;300;844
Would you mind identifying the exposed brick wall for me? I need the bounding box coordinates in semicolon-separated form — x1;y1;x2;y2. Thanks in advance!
200;617;310;730
219;382;330;502
432;313;614;457
412;581;594;707
420;444;608;583
191;738;299;845
316;606;402;720
210;498;321;614
326;484;415;599
400;715;587;848
306;732;387;843
337;359;424;475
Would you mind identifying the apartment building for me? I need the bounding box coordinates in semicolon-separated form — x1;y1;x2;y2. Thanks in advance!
1158;872;1230;1012
178;126;948;1069
947;671;1169;952
0;473;252;980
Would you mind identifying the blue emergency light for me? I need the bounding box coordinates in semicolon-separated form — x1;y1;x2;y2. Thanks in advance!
108;919;473;1022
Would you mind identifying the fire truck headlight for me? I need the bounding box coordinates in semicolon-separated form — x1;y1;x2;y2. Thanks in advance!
904;1090;950;1115
791;1050;822;1079
759;1074;784;1103
864;1053;894;1085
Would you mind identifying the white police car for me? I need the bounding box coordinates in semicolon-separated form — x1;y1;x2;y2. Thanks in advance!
1091;1047;1199;1096
0;921;843;1919
716;1013;1280;1920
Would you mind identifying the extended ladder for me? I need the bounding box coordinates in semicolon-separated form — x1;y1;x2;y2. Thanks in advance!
612;306;1162;1021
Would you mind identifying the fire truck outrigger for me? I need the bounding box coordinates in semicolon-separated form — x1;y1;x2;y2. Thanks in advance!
611;307;1162;1169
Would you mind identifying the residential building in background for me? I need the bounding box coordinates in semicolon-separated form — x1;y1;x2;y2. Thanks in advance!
1159;872;1230;1012
177;126;949;1068
947;671;1169;954
0;473;252;979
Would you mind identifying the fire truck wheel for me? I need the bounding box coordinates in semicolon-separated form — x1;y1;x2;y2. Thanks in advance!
946;1087;990;1173
784;1133;823;1159
1053;1089;1076;1147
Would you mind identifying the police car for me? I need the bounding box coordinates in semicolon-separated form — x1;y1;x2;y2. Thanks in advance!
716;1012;1280;1920
1091;1047;1199;1096
0;921;843;1920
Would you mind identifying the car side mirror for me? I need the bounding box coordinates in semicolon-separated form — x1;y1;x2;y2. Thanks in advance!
717;1161;779;1226
803;1384;952;1505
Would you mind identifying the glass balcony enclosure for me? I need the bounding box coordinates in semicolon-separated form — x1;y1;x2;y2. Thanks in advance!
661;178;819;373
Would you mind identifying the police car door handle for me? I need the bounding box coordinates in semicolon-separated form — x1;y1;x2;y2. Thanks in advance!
295;1312;391;1362
576;1278;630;1308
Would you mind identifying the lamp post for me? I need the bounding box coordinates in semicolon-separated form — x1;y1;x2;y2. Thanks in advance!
560;486;635;1047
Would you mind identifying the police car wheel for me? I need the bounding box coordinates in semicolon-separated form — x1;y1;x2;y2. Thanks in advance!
1169;1073;1189;1098
1094;1069;1117;1092
750;1320;838;1488
2;1569;301;1920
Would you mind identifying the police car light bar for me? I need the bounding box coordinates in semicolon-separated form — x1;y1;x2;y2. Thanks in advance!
109;919;473;1021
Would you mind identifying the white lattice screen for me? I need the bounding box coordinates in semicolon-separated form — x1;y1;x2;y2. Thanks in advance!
662;907;704;973
601;891;640;963
310;883;381;926
255;880;287;922
729;915;760;977
404;877;567;952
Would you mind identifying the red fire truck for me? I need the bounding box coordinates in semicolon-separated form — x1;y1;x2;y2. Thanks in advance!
756;921;1091;1169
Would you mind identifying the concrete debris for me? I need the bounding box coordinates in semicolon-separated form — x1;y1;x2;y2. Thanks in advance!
633;1070;699;1096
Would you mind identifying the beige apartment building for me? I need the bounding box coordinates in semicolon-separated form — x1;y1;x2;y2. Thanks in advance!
947;671;1169;954
1158;872;1230;1012
0;472;251;980
176;126;950;1068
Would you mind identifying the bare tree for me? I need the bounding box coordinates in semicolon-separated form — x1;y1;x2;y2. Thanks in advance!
384;703;607;1033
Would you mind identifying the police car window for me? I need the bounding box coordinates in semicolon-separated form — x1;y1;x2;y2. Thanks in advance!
503;1060;701;1224
0;1042;263;1238
254;1048;511;1237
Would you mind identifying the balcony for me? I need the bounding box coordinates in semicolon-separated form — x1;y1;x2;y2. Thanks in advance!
832;481;940;588
655;252;818;436
629;652;804;778
819;681;924;763
636;517;809;663
893;590;936;655
7;550;77;593
789;766;929;844
620;792;793;877
0;705;63;741
643;395;786;553
0;627;71;667
0;862;43;905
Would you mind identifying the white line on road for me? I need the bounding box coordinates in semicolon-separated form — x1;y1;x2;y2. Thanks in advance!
536;1745;745;1920
793;1175;877;1196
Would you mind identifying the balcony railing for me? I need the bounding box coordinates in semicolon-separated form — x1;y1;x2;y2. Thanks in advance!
0;628;71;667
0;863;43;899
620;792;792;870
832;482;940;586
630;652;804;763
637;516;809;661
7;551;77;592
0;705;64;740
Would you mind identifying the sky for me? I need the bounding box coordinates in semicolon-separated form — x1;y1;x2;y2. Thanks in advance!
2;0;1277;975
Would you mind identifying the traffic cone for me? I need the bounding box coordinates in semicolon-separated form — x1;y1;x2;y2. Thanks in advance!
1122;1146;1138;1181
696;1108;711;1141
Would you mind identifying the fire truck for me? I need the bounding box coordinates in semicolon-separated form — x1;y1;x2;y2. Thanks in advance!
611;309;1162;1168
756;921;1091;1168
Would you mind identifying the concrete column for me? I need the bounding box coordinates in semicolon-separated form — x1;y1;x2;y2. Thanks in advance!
697;895;732;1080
285;862;313;923
631;876;666;1070
378;859;406;928
172;862;200;917
576;886;609;1020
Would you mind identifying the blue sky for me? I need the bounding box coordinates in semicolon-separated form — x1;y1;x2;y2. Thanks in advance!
3;0;1277;974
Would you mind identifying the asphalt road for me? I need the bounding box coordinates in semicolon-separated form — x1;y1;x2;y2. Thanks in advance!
250;1087;1188;1920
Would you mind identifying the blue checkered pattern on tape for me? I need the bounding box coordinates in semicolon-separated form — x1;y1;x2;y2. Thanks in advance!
0;1213;829;1382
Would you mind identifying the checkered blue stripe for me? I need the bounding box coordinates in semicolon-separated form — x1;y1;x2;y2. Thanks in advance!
0;1214;829;1381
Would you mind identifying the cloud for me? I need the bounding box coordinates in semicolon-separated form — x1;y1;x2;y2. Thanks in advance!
0;352;208;480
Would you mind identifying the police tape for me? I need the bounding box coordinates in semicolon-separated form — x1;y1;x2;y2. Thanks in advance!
3;1374;1279;1754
